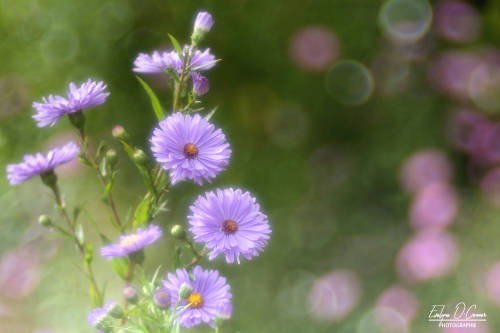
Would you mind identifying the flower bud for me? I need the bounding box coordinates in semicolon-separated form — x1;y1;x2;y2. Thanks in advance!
192;11;214;44
109;303;124;319
154;288;171;308
192;72;209;96
38;214;52;227
178;283;192;300
112;125;129;141
122;285;138;303
133;149;149;165
105;149;118;167
170;224;186;239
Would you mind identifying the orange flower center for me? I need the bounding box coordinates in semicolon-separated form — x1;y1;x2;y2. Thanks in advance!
222;219;238;234
183;143;199;158
187;292;204;309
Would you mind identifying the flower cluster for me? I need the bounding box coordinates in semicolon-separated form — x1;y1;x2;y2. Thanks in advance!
6;10;271;332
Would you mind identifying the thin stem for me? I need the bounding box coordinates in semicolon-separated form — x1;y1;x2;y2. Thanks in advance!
49;183;102;305
121;260;136;325
172;46;193;112
78;129;124;232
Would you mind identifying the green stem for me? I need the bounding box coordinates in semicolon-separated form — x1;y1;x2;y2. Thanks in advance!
48;182;102;305
78;129;124;233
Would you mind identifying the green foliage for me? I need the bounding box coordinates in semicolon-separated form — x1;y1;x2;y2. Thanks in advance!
136;76;165;121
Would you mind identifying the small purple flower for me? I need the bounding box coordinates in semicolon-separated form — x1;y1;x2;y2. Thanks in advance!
6;142;80;185
188;188;271;263
153;287;171;308
191;72;209;96
88;301;116;328
133;48;215;74
122;285;137;301
101;225;162;258
33;79;109;127
133;50;178;74
150;113;231;185
163;266;232;328
194;11;214;33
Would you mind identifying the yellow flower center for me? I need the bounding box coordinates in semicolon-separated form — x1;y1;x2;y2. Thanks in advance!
183;143;199;158
187;292;204;309
120;234;141;247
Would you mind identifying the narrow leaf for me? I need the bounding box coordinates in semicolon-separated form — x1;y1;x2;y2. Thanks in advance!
133;197;151;228
136;76;165;120
110;257;129;280
168;33;183;59
75;224;84;246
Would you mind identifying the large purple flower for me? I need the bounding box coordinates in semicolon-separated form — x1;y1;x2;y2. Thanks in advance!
133;48;216;74
101;225;162;258
188;188;271;263
163;266;232;328
33;79;109;127
6;142;80;185
150;113;231;185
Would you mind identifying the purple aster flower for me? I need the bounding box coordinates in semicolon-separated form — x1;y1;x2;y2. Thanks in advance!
33;79;109;127
153;287;171;308
6;142;80;185
150;113;231;185
191;72;210;96
133;50;178;74
194;12;214;33
163;266;232;328
133;48;216;74
188;188;271;263
101;225;162;258
88;301;116;329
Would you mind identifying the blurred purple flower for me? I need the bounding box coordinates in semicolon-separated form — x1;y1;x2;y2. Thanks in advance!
6;142;80;185
101;225;162;257
396;231;459;283
486;261;500;306
163;266;232;328
307;270;361;321
289;26;340;72
217;302;233;320
33;79;109;127
88;301;116;328
434;0;480;43
150;112;231;185
188;188;271;263
0;246;42;299
191;72;209;96
375;285;419;333
194;11;214;33
410;183;458;230
400;149;453;194
153;287;171;308
447;109;490;153
429;51;482;100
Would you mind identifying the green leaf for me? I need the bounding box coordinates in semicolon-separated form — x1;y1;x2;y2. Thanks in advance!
84;242;93;265
75;224;84;246
89;282;101;308
73;206;82;222
110;257;129;280
136;76;165;120
173;245;181;269
168;33;183;59
133;197;151;228
95;141;108;162
205;106;218;121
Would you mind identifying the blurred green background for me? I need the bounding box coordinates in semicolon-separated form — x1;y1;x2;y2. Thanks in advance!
2;0;500;332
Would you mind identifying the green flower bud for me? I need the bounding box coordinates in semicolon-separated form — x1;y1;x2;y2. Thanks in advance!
38;214;52;227
170;224;186;239
112;125;129;141
133;149;149;165
178;283;192;300
40;170;57;188
109;303;124;319
105;149;118;167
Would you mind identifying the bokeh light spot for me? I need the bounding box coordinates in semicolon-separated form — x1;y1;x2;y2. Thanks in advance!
40;26;79;64
325;60;374;105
